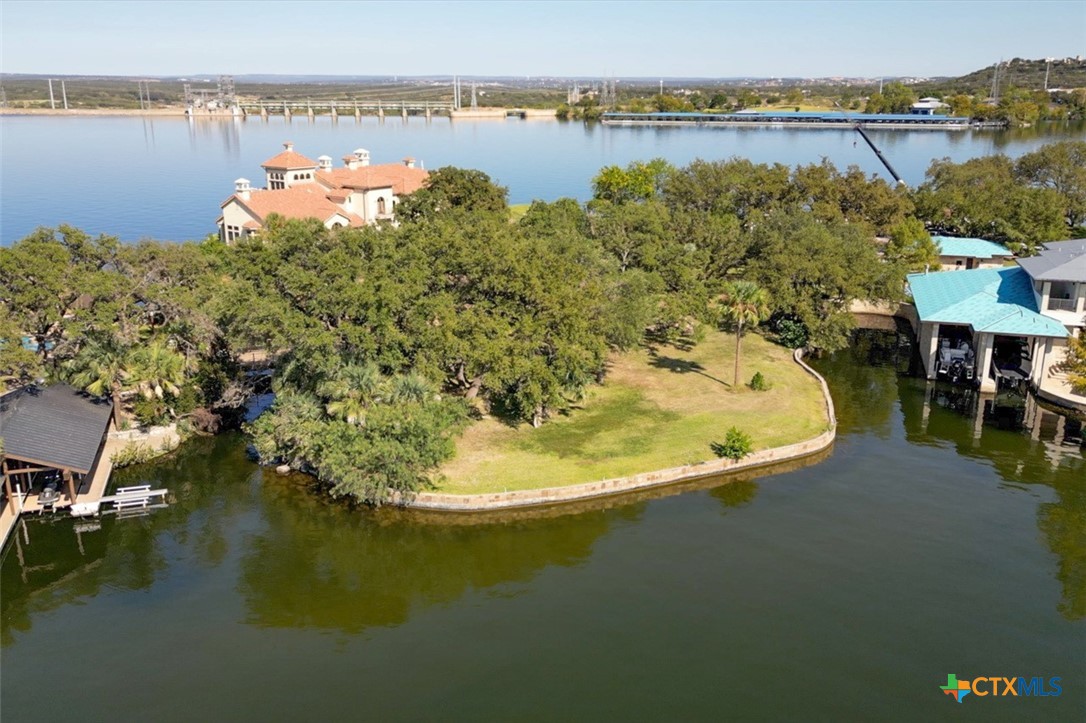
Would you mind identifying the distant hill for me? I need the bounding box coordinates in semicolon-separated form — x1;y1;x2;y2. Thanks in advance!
928;57;1086;95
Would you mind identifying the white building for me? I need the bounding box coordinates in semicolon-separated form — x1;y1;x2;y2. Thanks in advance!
218;142;428;242
932;235;1015;271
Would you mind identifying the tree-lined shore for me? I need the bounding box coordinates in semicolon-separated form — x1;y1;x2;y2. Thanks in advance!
2;141;1083;504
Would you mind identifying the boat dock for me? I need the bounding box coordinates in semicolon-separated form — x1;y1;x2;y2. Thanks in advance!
1;385;171;550
601;110;973;130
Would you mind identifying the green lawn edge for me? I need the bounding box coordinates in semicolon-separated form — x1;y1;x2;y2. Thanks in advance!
437;330;828;495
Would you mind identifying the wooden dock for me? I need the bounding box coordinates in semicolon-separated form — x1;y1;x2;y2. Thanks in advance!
0;433;169;549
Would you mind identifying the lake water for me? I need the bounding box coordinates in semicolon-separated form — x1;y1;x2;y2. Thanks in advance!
1;118;1085;719
1;330;1084;721
1;115;1083;244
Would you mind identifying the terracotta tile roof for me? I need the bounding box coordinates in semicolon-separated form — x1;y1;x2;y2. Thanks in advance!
316;163;429;195
261;149;319;169
229;186;365;227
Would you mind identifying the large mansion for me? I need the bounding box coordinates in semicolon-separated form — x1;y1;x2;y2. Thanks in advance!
218;142;428;242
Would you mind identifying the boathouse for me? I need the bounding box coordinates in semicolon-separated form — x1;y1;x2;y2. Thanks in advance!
908;239;1086;395
0;384;114;544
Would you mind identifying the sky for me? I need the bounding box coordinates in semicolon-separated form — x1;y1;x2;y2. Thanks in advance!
2;0;1084;79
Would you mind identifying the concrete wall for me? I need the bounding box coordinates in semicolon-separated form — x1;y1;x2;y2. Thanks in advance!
849;300;918;336
408;349;837;512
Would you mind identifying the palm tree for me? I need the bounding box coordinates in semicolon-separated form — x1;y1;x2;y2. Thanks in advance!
389;372;434;404
318;362;386;425
66;336;133;423
718;281;771;388
128;339;188;401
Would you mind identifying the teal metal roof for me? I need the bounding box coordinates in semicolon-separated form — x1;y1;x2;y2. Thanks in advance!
907;267;1068;338
933;236;1013;259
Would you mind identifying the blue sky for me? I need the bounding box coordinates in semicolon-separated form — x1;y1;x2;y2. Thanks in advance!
2;0;1084;78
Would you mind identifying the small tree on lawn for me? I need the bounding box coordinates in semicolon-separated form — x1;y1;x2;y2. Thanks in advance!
717;281;771;389
712;427;754;461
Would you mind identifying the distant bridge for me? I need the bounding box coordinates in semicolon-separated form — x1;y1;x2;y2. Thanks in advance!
224;99;457;119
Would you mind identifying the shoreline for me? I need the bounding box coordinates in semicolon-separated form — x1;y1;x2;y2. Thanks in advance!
0;107;190;117
0;107;558;120
407;348;836;512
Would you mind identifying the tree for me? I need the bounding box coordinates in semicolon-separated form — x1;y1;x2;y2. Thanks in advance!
913;154;1066;252
736;89;761;109
748;213;899;352
396;167;508;221
712;427;754;460
864;82;916;114
1014;141;1086;232
249;358;469;505
317;362;385;425
884;218;941;273
716;281;770;388
662;158;792;227
591;159;672;205
65;335;132;423
0;305;42;393
1063;334;1086;396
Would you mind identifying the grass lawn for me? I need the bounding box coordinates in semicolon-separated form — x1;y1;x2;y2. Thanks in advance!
437;330;829;494
508;204;531;223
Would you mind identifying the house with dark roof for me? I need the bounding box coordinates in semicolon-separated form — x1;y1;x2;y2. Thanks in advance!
218;142;429;242
908;239;1086;397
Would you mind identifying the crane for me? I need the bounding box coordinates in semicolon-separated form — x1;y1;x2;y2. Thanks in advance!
835;101;906;187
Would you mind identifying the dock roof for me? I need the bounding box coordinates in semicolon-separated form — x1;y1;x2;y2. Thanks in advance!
1017;239;1086;282
933;236;1013;259
0;384;113;474
907;267;1068;338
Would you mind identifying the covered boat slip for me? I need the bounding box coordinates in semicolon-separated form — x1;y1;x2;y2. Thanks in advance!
909;267;1070;393
0;384;114;548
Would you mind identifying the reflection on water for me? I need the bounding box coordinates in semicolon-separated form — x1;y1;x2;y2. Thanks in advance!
238;476;631;633
816;329;1086;621
2;117;1083;244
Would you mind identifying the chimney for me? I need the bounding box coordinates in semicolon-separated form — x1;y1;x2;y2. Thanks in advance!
283;141;294;152
403;157;416;169
234;178;251;201
353;148;370;167
317;155;333;172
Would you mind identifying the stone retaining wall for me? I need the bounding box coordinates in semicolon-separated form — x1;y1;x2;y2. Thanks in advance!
109;423;180;445
410;349;837;512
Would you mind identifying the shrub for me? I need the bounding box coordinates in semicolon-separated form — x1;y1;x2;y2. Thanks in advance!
775;318;809;349
711;427;754;461
749;372;769;391
111;443;157;468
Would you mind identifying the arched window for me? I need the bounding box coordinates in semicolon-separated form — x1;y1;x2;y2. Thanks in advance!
377;197;387;215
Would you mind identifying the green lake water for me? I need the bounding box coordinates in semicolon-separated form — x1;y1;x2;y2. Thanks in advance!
2;330;1084;720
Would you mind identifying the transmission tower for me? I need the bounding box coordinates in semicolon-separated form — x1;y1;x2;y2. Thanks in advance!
0;84;6;108
218;75;236;107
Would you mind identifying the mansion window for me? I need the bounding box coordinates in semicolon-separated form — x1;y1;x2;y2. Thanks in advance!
377;197;387;215
225;225;242;242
